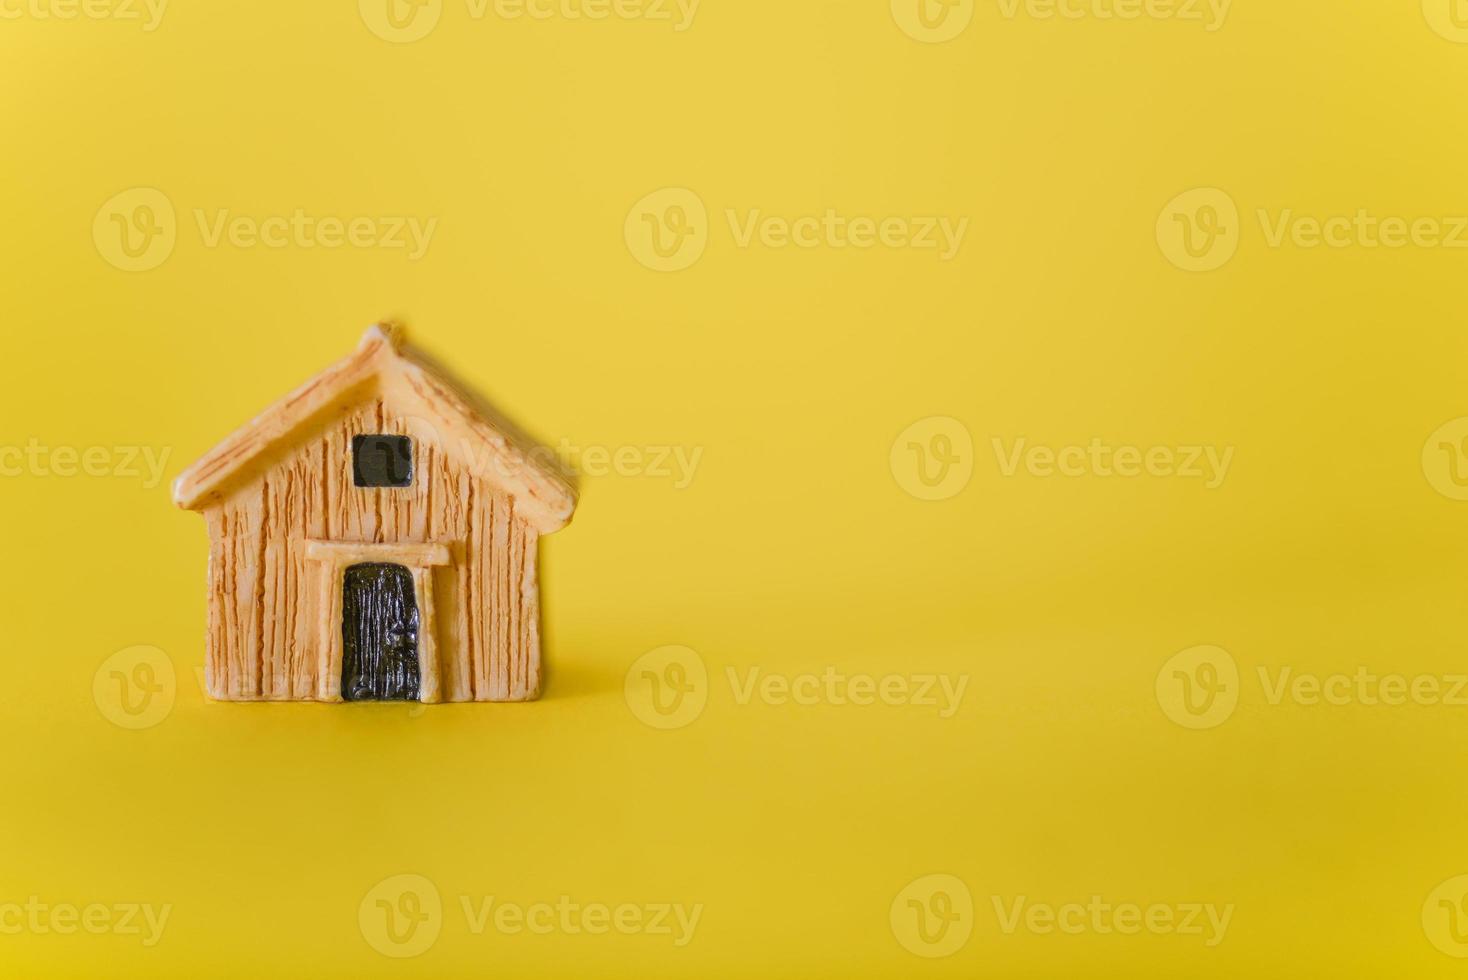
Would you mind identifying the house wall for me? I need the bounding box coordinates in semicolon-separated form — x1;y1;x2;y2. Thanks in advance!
201;397;542;701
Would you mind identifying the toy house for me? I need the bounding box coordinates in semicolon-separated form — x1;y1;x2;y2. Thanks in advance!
172;325;575;702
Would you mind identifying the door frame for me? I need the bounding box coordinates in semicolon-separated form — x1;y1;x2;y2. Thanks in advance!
305;539;452;703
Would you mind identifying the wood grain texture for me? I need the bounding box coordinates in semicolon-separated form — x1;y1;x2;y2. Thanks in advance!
305;540;452;566
184;327;564;703
174;324;575;534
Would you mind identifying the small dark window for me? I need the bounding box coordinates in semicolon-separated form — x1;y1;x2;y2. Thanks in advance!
352;435;413;488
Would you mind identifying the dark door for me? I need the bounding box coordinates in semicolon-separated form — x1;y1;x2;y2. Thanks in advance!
341;563;421;701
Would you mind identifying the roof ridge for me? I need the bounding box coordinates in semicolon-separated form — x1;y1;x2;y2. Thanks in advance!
171;324;576;534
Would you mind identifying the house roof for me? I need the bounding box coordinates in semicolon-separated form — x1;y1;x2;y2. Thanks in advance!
171;325;577;534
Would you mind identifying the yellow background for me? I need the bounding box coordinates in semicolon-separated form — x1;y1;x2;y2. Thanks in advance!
3;0;1468;975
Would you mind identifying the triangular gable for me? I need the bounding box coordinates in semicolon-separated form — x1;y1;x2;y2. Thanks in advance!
171;325;576;534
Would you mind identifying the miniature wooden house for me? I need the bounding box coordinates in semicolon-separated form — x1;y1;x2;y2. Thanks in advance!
172;325;576;703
